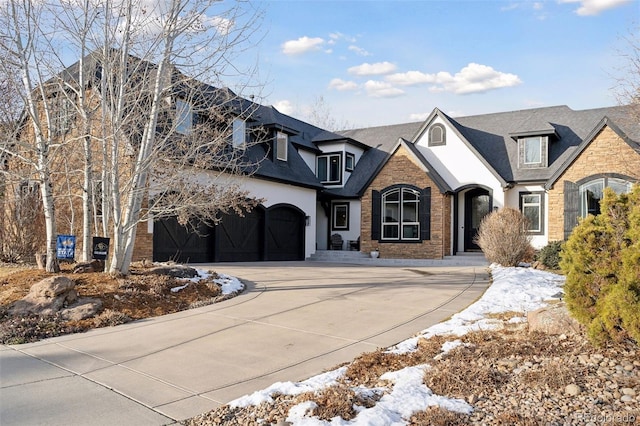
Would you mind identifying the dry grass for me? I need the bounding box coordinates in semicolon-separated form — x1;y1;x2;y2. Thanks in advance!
0;263;225;343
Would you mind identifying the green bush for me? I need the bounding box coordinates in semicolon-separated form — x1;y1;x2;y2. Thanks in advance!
560;185;640;345
536;240;563;270
475;208;533;267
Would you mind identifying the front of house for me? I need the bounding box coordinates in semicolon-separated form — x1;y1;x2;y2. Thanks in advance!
10;56;639;263
146;100;640;263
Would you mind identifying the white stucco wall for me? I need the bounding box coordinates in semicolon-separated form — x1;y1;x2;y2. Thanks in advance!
505;184;549;249
416;116;505;252
329;200;361;247
298;149;317;173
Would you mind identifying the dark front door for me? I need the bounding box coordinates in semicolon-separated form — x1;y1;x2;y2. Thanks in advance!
153;217;214;263
464;188;491;251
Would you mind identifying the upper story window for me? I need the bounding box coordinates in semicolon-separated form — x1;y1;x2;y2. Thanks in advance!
175;99;193;135
519;136;548;168
51;94;74;136
345;152;355;172
276;131;288;161
428;124;446;147
232;118;246;147
580;177;632;217
317;153;341;184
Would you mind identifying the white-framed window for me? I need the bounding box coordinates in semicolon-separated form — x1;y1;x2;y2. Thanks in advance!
579;177;632;217
345;152;355;172
276;131;288;161
523;137;542;164
317;153;341;184
428;124;446;147
382;188;420;240
519;192;544;234
51;95;74;136
175;99;193;135
232;118;246;147
332;203;349;230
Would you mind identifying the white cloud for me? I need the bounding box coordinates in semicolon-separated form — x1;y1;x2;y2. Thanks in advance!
348;45;371;56
281;36;325;55
328;78;358;91
409;112;430;121
273;100;295;115
386;63;522;95
364;80;405;98
348;61;397;76
559;0;633;16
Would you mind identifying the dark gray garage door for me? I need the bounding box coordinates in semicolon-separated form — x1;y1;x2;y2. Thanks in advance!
153;204;305;263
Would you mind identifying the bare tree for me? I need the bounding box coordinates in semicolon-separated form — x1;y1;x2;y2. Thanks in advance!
303;95;354;131
1;0;266;274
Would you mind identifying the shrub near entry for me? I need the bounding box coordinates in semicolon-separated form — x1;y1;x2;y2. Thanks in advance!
474;208;533;267
561;185;640;345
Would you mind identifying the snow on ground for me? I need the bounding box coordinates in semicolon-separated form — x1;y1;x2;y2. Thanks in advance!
171;269;245;294
225;264;565;425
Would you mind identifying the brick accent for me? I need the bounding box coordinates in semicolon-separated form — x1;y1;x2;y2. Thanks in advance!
548;126;640;240
361;144;449;259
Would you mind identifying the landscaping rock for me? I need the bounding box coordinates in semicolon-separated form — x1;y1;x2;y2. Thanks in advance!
9;276;78;316
147;265;199;278
73;260;105;273
60;298;103;321
527;303;581;335
565;384;581;396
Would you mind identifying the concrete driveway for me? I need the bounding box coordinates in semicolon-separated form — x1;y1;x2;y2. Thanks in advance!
0;262;489;425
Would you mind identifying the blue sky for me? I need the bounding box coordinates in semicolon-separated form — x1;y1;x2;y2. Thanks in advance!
245;0;638;128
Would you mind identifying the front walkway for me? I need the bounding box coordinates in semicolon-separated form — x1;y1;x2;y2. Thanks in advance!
1;262;489;425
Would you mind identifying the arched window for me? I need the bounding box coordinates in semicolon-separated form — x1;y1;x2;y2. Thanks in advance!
428;124;446;147
372;185;431;242
579;177;632;217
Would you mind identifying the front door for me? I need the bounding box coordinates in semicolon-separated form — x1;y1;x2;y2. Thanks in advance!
464;188;491;251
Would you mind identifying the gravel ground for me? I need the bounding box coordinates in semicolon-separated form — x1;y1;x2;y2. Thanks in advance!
185;325;640;426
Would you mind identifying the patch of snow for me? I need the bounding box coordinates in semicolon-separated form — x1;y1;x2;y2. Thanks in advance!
390;265;565;353
229;367;347;408
214;273;245;295
170;283;189;293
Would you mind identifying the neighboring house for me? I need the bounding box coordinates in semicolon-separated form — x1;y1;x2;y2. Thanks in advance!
6;53;639;263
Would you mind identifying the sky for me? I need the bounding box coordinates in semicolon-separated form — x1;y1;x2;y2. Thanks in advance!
228;264;566;425
243;0;639;128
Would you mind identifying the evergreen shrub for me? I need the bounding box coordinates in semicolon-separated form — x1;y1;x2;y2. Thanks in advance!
560;185;640;345
536;241;563;270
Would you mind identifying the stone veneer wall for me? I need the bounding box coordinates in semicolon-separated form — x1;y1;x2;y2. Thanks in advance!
360;144;449;259
548;126;640;241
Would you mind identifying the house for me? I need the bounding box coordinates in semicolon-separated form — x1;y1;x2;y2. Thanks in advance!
5;53;639;264
342;105;640;259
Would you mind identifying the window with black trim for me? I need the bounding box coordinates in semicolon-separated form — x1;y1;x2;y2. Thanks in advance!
345;152;355;172
371;185;431;242
519;191;544;235
232;118;246;147
428;124;446;147
175;99;193;135
51;94;75;136
276;131;288;161
332;203;349;230
317;153;341;184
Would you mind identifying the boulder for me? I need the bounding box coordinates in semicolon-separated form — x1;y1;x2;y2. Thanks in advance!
73;259;105;273
146;265;199;278
60;298;103;321
9;276;77;317
527;302;581;335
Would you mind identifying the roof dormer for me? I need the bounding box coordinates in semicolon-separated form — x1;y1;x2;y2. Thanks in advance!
510;127;557;169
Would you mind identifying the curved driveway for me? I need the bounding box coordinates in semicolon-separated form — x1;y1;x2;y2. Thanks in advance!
1;262;489;425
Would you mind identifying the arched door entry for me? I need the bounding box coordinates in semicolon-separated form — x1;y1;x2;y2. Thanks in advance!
464;188;491;251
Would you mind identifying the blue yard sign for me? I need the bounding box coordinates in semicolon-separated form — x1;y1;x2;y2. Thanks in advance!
56;235;76;260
